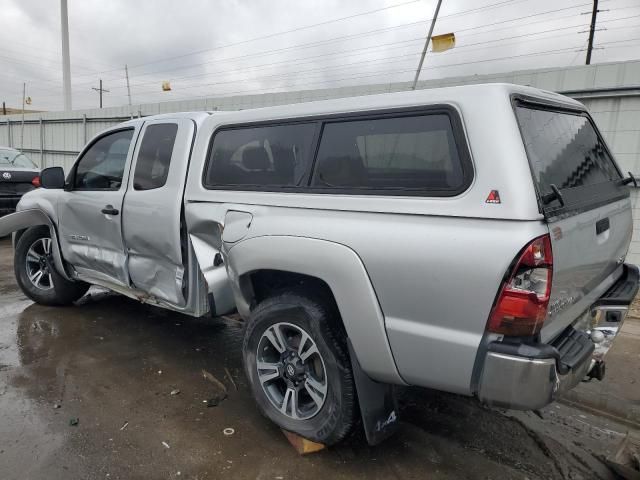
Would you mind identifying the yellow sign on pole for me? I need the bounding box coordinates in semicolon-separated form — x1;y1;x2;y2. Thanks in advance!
431;33;455;53
162;81;172;91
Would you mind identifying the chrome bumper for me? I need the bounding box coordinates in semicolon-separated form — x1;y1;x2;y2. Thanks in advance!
478;264;638;411
477;347;592;411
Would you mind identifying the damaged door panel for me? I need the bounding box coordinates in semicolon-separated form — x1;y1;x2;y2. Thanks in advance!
5;113;226;319
185;201;235;316
122;119;195;307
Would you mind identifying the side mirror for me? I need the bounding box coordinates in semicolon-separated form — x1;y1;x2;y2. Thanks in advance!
40;167;66;189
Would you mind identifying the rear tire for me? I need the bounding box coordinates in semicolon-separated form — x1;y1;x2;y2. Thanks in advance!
242;290;357;446
14;226;89;306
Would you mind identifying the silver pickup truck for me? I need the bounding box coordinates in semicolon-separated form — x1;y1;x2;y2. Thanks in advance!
1;83;637;446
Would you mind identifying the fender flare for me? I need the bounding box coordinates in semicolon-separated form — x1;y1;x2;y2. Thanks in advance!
0;209;72;281
226;235;405;385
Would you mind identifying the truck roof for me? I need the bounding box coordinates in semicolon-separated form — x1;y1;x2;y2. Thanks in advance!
119;110;212;127
132;83;583;125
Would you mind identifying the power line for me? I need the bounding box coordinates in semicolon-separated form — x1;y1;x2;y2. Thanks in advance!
133;11;637;87
154;46;593;102
0;0;425;92
122;0;520;72
22;0;602;100
5;0;604;93
32;16;639;101
136;0;424;67
125;32;640;102
0;37;122;71
45;0;425;82
30;36;640;107
8;0;639;108
66;2;603;92
45;0;529;87
118;0;593;77
75;21;627;96
103;44;598;102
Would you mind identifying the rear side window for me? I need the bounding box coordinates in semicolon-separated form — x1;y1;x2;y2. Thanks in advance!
311;114;466;193
515;106;622;194
204;123;316;187
133;123;178;190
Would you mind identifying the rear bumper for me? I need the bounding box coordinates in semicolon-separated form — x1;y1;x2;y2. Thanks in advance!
0;196;20;216
477;263;639;410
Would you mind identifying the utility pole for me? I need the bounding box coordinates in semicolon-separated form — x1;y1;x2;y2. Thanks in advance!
411;0;443;90
60;0;72;110
21;83;25;150
125;64;133;118
2;102;6;116
92;79;109;108
586;0;599;65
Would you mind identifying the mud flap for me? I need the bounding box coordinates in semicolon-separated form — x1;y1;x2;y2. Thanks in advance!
347;339;399;446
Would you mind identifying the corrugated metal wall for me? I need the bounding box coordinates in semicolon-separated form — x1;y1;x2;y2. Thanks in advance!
2;60;640;261
2;116;131;172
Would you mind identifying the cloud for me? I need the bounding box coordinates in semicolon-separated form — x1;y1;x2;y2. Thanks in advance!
1;0;638;111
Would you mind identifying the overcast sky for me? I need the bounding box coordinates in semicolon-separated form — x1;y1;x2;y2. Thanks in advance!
1;0;639;112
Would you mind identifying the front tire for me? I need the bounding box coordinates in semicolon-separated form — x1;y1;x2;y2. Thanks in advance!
15;226;89;306
242;290;356;446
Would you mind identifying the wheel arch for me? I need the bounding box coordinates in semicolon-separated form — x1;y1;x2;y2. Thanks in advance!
226;235;404;384
0;209;72;281
13;228;26;249
247;269;336;308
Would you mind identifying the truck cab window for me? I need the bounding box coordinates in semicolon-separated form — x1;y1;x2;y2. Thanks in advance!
311;113;466;193
204;123;316;188
133;123;179;190
74;129;134;190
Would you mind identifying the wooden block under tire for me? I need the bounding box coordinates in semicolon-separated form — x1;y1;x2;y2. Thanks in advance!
282;430;326;455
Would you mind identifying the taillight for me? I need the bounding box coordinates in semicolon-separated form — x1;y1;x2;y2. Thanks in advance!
487;234;553;337
32;176;41;188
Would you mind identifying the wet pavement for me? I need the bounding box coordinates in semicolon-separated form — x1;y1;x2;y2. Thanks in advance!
564;314;640;426
0;237;638;479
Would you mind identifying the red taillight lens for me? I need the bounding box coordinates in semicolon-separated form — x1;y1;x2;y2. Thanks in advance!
487;235;553;337
32;176;41;188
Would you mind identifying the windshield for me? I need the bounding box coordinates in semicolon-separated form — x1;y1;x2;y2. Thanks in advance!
0;150;38;169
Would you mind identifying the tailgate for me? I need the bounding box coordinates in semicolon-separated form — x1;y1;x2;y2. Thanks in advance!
514;99;633;342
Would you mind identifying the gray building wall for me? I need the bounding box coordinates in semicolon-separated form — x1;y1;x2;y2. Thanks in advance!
2;60;640;261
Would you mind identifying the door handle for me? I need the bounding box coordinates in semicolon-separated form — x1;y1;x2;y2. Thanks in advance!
101;205;119;216
596;217;610;235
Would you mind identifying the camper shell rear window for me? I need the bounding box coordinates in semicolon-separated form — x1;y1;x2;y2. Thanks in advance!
513;98;627;216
